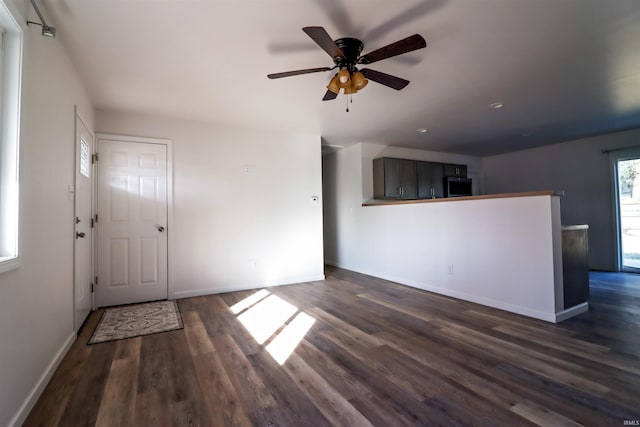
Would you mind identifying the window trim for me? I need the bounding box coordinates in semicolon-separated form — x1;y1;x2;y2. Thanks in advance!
0;0;25;274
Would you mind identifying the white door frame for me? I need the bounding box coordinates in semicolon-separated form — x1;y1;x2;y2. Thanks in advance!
95;133;174;303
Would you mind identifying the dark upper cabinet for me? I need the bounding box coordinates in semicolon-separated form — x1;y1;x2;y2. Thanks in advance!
373;157;417;199
374;157;467;200
417;161;444;199
444;163;468;177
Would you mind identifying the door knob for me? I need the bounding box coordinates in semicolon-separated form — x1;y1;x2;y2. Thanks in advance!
157;226;165;232
76;232;86;239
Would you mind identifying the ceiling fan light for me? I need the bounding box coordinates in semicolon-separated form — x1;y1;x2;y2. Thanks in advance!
352;71;368;90
337;68;351;88
327;75;341;94
344;81;358;95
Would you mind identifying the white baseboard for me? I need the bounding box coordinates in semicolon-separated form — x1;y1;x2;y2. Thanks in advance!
172;274;326;300
555;302;589;322
9;332;76;427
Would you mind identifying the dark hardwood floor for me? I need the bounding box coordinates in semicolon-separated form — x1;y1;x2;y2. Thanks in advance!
24;267;640;426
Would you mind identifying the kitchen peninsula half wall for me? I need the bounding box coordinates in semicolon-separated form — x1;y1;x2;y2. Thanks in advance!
344;194;586;324
323;143;586;323
366;191;587;322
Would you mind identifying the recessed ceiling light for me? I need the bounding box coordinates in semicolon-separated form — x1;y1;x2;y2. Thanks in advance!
417;128;428;133
489;102;504;109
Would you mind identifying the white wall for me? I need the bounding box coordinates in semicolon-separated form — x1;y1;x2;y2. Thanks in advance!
96;111;325;298
0;2;95;425
483;127;640;271
323;144;563;321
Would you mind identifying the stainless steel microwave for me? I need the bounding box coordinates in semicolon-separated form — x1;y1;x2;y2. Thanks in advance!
444;176;472;197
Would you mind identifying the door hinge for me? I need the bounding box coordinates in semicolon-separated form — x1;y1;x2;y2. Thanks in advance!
90;218;94;228
91;153;99;164
91;283;94;293
95;214;98;224
95;276;98;285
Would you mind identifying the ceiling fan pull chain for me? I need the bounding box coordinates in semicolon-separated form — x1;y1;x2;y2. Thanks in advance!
345;94;354;112
346;94;349;112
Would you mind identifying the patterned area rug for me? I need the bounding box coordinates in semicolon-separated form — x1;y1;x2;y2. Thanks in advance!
88;300;183;344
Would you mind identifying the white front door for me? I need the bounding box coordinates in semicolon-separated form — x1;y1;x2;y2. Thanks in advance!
74;113;94;330
97;137;169;307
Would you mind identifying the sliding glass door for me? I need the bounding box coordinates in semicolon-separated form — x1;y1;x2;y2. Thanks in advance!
615;154;640;272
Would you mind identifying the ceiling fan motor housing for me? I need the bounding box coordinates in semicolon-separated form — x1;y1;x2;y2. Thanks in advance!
333;38;364;72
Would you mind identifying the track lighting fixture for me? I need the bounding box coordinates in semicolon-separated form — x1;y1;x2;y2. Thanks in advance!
27;0;56;38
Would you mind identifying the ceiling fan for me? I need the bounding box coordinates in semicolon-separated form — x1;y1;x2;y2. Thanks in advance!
268;26;426;102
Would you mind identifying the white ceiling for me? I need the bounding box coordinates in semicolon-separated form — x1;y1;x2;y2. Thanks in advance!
41;0;640;156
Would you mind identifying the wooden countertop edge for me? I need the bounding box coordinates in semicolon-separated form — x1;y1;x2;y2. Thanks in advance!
362;190;556;207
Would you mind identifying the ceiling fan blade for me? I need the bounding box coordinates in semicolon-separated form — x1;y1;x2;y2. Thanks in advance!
323;90;338;101
358;34;426;64
360;68;410;90
267;67;332;79
314;0;355;37
302;26;344;58
363;0;445;43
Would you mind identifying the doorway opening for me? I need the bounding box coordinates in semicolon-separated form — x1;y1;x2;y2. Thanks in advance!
614;153;640;272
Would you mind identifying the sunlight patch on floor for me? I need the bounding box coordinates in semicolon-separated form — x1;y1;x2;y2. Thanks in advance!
266;311;316;365
231;289;316;364
237;294;298;344
230;289;270;314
